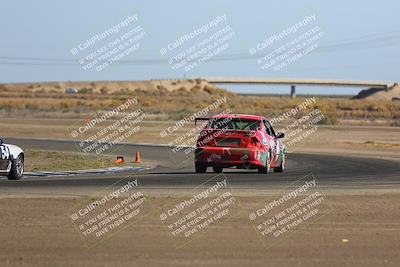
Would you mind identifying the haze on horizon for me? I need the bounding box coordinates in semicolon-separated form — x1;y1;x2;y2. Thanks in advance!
0;0;399;95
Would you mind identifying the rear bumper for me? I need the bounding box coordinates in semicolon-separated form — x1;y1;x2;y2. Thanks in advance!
195;147;264;168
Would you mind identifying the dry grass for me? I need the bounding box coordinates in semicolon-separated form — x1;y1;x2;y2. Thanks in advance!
0;80;399;126
25;149;134;172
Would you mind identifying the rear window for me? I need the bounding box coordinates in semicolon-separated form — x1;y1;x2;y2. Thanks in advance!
208;118;260;130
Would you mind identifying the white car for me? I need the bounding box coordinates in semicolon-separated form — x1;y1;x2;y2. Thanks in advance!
0;139;24;180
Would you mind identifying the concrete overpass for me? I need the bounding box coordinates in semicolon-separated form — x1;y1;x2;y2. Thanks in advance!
205;77;397;97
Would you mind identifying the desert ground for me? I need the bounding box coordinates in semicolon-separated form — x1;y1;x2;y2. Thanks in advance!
0;80;399;267
0;194;399;267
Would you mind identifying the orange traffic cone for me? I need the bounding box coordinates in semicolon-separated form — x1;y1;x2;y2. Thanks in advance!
115;157;123;165
135;151;141;164
83;115;91;124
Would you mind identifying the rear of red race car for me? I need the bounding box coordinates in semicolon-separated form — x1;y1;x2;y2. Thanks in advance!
194;114;285;173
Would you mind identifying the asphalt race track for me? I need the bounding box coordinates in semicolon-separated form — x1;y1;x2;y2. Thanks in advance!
0;138;399;193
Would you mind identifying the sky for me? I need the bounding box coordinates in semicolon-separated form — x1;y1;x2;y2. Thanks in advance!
0;0;399;95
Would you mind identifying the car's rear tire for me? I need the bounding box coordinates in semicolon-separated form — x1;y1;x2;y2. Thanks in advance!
258;150;271;174
258;164;270;173
274;154;285;173
7;154;24;180
195;162;207;173
213;166;223;173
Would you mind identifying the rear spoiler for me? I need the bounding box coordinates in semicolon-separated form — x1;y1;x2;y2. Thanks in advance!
195;117;210;126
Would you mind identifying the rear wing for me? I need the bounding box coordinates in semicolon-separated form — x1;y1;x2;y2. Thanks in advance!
195;117;210;126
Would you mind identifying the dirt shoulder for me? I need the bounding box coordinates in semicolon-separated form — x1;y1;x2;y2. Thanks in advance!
24;149;140;172
0;194;399;267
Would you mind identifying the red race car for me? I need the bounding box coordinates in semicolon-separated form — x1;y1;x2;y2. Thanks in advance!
194;114;285;173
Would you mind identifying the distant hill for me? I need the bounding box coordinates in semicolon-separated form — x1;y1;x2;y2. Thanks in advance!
352;84;400;101
0;79;228;95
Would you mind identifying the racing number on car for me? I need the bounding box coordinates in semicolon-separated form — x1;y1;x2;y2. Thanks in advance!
0;145;10;160
260;131;269;146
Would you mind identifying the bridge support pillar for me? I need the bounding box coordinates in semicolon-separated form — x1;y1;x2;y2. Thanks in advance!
290;85;296;98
